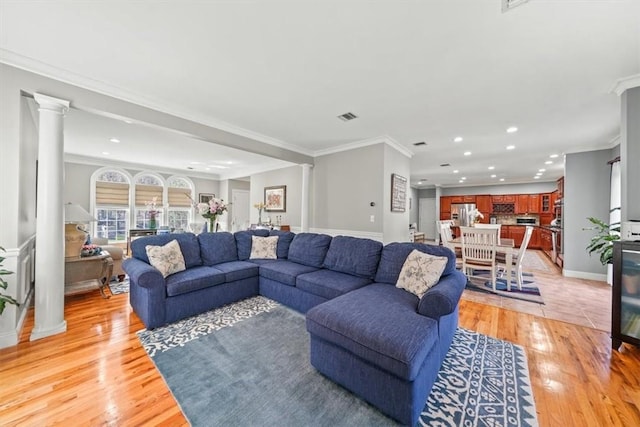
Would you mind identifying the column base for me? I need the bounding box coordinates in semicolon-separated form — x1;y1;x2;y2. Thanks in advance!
30;320;67;341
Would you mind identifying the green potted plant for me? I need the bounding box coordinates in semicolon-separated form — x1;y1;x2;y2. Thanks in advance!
0;246;19;314
586;216;621;265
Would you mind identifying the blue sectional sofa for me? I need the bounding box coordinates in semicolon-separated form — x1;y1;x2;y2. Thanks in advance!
123;230;466;426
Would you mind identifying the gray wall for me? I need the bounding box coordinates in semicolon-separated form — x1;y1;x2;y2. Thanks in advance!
313;144;384;233
409;187;419;227
251;165;302;227
383;143;411;243
564;149;612;275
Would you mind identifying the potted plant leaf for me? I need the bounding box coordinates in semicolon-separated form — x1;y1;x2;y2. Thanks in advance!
586;214;621;284
0;246;19;315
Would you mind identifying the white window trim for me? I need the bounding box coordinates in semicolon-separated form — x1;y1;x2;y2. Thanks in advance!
90;167;133;238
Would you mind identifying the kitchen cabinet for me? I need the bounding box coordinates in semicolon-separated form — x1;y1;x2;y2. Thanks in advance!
540;213;553;225
516;195;529;214
476;195;491;223
557;177;564;199
541;193;552;213
492;195;516;203
528;194;541;213
529;227;540;249
540;228;553;258
451;195;476;203
440;196;452;220
510;225;526;247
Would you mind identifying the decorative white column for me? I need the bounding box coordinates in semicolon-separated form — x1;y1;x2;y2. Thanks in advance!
30;93;70;341
300;164;313;232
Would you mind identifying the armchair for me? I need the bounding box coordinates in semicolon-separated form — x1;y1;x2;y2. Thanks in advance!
92;237;126;282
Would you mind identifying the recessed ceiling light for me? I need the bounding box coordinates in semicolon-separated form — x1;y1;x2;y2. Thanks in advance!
506;145;515;150
453;170;459;174
123;120;132;124
506;126;518;133
190;161;202;165
536;172;542;176
463;151;472;156
459;179;464;183
488;166;495;170
207;165;229;169
109;138;120;143
454;136;463;143
499;178;505;182
461;177;467;180
102;151;109;155
550;154;559;158
538;168;546;172
491;174;497;178
545;161;553;165
205;168;211;171
534;176;540;179
226;161;234;165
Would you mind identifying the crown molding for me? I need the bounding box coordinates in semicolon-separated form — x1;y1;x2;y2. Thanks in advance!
0;50;314;156
313;135;413;158
610;73;640;96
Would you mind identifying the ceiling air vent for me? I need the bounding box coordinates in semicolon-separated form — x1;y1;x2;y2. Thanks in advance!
413;141;427;146
337;112;358;122
502;0;529;13
440;163;451;167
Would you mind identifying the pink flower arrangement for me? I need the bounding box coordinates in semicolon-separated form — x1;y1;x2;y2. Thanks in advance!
196;197;228;220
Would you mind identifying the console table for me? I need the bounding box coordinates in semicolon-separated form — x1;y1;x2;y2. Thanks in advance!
64;252;113;298
127;228;157;255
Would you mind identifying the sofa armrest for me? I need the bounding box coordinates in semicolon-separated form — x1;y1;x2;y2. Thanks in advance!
101;245;123;261
123;258;164;289
417;270;466;319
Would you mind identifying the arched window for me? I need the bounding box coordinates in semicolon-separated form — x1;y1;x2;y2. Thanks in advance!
167;176;195;231
134;173;164;229
92;169;131;241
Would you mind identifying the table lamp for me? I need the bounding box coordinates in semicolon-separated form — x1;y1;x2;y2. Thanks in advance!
64;203;97;258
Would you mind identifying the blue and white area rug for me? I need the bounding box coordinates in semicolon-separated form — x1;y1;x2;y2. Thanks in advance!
466;271;544;305
138;296;538;427
108;277;129;295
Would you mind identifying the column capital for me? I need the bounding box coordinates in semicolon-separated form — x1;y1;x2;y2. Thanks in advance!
33;93;70;114
611;74;640;96
300;163;314;169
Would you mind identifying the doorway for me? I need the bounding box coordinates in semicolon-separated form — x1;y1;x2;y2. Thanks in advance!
231;189;250;231
419;198;437;241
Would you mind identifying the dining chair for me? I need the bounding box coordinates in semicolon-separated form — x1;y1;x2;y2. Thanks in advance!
473;223;502;238
497;225;534;290
460;226;498;290
439;222;462;269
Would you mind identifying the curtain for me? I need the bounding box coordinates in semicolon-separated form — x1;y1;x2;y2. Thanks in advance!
610;160;621;229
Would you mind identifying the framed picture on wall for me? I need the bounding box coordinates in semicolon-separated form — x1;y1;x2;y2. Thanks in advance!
264;185;286;212
391;173;407;212
199;193;215;203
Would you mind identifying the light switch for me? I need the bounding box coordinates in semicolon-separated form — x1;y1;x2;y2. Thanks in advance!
370;215;375;222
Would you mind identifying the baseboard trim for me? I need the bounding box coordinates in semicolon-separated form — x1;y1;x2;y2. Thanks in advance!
563;269;607;282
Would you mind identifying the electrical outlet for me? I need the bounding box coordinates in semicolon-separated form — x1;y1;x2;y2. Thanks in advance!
370;215;375;222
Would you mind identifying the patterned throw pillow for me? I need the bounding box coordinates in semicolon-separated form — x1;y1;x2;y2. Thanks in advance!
396;249;448;299
250;235;279;259
145;239;186;278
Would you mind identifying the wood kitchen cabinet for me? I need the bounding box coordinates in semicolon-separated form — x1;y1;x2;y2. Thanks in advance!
440;196;452;220
510;225;526;247
529;227;541;248
541;193;552;213
476;195;492;223
516;195;529;214
451;195;476;203
557;177;564;199
528;194;541;213
540;228;553;258
492;195;516;203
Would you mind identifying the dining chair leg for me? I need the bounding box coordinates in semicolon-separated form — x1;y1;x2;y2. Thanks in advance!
490;268;497;291
516;266;523;290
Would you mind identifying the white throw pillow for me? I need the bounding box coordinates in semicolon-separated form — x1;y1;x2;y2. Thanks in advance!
250;235;279;259
396;249;448;298
145;239;186;278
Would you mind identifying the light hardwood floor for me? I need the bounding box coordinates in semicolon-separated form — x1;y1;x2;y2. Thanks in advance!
1;266;639;426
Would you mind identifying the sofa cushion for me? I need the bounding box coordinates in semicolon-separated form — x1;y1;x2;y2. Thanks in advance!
235;230;271;260
296;269;372;300
250;235;278;259
213;260;259;282
259;260;319;286
145;239;186;278
198;232;238;266
323;236;383;279
287;233;333;268
132;233;202;269
165;266;226;297
375;242;456;285
269;230;295;259
396;249;448;298
306;284;438;381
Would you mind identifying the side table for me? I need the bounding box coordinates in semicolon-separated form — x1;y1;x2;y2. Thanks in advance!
65;251;114;298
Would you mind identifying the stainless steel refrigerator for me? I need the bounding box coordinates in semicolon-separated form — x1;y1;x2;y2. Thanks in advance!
451;203;477;227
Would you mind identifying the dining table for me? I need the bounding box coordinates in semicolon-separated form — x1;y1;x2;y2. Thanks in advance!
450;237;517;291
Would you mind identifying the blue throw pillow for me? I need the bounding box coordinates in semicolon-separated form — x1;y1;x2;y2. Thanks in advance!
323;235;383;279
269;230;295;259
287;233;333;268
198;232;238;265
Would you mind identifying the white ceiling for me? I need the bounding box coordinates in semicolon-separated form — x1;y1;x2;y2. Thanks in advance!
1;1;639;187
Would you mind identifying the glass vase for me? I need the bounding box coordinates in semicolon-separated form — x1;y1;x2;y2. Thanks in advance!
149;216;157;229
